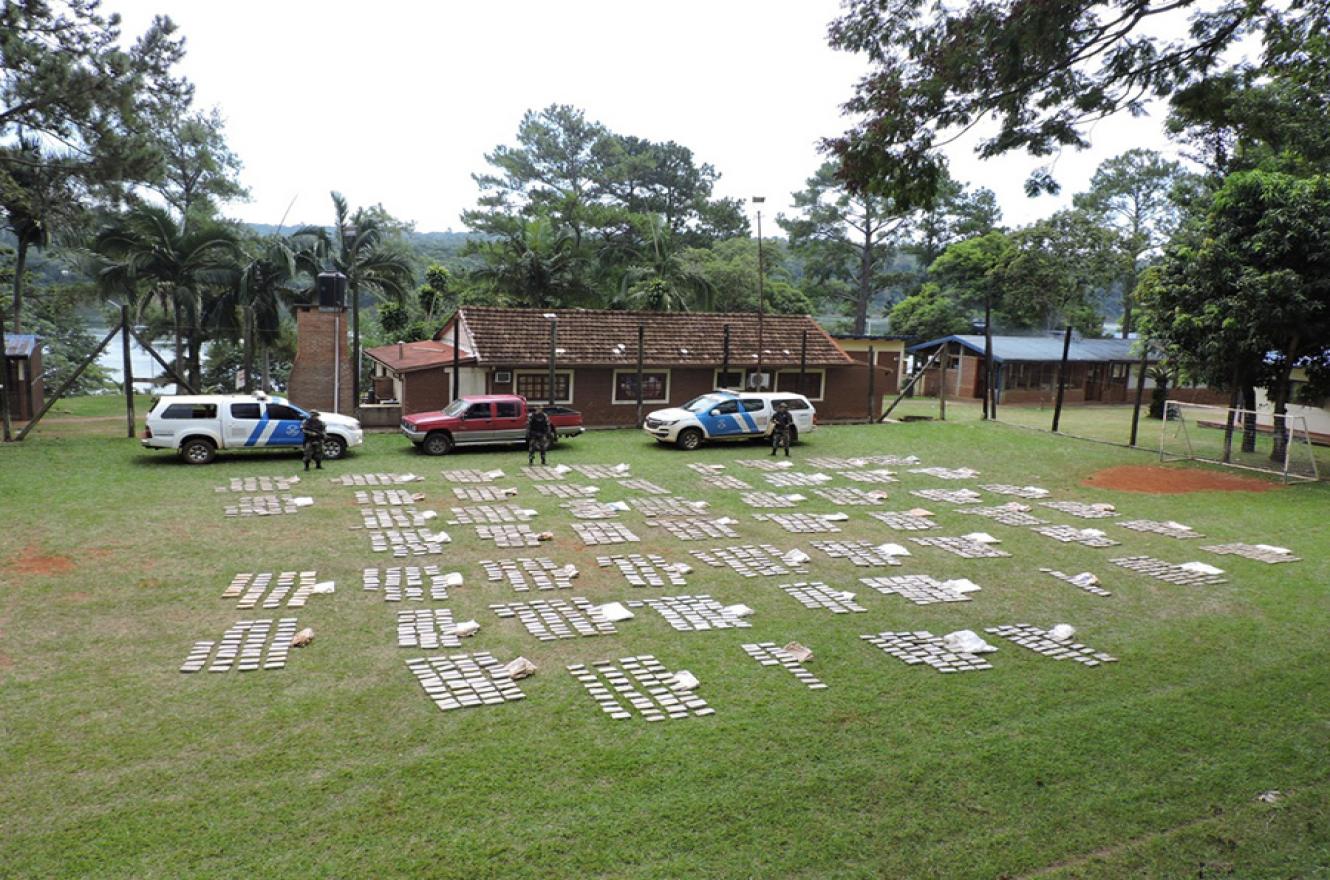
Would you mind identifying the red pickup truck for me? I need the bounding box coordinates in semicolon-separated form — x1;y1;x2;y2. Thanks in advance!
401;395;585;456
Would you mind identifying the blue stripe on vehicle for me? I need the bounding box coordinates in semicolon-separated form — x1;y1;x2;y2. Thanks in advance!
244;413;270;446
268;421;305;446
738;409;758;433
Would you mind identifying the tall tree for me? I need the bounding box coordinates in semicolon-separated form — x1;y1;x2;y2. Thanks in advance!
780;161;913;334
143;106;248;228
908;173;1002;270
468;214;589;309
0;137;82;331
822;0;1324;204
1073;149;1184;336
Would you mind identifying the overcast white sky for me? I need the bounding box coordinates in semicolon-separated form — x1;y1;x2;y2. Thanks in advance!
113;0;1186;234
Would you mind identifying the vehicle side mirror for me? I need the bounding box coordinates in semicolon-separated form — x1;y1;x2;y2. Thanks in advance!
709;409;720;416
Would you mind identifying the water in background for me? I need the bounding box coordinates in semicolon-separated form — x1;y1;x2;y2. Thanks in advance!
90;328;211;394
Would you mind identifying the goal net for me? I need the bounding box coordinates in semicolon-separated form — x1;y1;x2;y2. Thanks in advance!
1159;400;1321;481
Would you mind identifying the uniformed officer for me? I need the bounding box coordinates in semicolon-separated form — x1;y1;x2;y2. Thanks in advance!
302;410;327;470
526;405;554;465
770;402;794;457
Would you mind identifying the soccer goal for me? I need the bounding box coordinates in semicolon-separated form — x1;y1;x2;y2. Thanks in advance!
1159;400;1321;481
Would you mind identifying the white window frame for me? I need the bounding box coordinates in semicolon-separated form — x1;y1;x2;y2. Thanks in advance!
713;368;745;390
775;368;825;401
513;369;574;404
612;368;671;405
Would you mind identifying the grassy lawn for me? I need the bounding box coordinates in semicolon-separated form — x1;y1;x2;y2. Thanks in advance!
2;404;1329;879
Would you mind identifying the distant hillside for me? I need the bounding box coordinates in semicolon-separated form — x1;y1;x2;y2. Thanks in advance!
244;223;479;251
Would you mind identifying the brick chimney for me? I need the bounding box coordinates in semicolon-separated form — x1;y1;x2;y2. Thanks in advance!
287;305;353;414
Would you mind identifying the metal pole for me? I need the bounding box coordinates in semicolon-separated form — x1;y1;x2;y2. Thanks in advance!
121;304;135;438
1129;342;1150;447
799;330;808;398
351;287;360;412
0;308;12;441
332;310;341;413
721;324;730;388
939;343;949;421
1051;325;1073;432
548;318;557;407
16;323;121;441
635;322;645;426
881;346;944;421
452;313;461;402
756;208;765;387
866;345;876;423
982;294;993;420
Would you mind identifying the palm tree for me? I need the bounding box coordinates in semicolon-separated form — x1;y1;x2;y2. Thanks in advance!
613;216;715;312
469;214;589;308
93;204;239;387
0;137;83;332
209;236;300;391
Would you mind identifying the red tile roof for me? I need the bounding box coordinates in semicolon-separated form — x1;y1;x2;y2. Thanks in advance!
364;339;472;373
447;307;854;368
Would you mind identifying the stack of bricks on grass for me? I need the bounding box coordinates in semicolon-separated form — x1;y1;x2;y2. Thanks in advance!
358;507;429;530
764;472;833;488
811;540;903;568
474;524;543;548
741;643;827;689
1031;525;1122;548
370;528;447;556
330;473;423;486
490;598;616;640
860;575;973;605
1115;519;1203;539
752;512;843;534
776;581;866;614
616;479;670;495
597;553;688;588
690;544;809;578
645;518;740;541
355;489;422;506
215;476;299;493
979;484;1050;499
223;495;301;517
1040;501;1119;519
740;492;802;509
397;609;460;649
363;565;452;601
522;466;567;480
481;557;573;592
533;483;599;499
811;487;890;506
571;464;631;479
625;595;752;631
1040;568;1112;597
180;618;298;673
405;653;525;712
911;536;1011;558
910;488;983;505
807;454;919;468
985;625;1118;666
1109;555;1228;585
630;497;710;518
699;474;751;490
562;500;622;520
568;657;714;721
839;469;900;485
224;571;320;609
860;631;993;673
958;506;1048;527
440;468;504;483
868;511;939;531
909;467;980;480
1201;543;1301;563
451;486;518;502
448;504;536;525
572;522;640;546
735;459;797;471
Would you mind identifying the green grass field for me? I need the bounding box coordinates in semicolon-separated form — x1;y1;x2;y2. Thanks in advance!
2;407;1328;879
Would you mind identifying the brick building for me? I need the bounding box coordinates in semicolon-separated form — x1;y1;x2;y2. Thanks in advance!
371;307;889;426
907;334;1158;406
286;305;353;415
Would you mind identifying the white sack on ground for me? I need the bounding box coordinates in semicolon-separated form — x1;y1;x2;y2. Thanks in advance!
876;543;911;557
722;603;754;618
594;602;634;622
1049;624;1076;642
1069;572;1099;587
442;571;464;587
669;670;700;691
505;657;538;679
553;464;572;475
782;549;811;565
1180;561;1225;575
821;513;850;522
784;494;807;502
942;629;997;654
608;501;630;511
483;469;505;479
907;508;934;517
556;564;578;579
292;496;315;507
1254;544;1291;555
454;619;480;637
291;627;315;647
962;532;1000;544
941;578;981;594
312;581;335;594
782;641;813;662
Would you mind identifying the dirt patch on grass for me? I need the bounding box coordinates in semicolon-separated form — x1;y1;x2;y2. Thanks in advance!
1082;465;1281;494
9;545;76;575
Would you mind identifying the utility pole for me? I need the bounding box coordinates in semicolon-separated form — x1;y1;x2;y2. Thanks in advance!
753;196;765;388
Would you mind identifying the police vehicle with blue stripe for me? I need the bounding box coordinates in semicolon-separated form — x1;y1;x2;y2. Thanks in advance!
642;391;816;450
142;393;364;464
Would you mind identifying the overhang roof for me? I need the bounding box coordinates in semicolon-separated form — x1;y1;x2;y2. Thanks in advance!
445;307;854;368
364;339;473;373
4;334;38;358
907;334;1156;363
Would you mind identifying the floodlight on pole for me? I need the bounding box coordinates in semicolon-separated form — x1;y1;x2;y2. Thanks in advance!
752;197;767;389
543;312;558;406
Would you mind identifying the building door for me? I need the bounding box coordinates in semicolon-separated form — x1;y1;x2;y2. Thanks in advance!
1085;364;1104;401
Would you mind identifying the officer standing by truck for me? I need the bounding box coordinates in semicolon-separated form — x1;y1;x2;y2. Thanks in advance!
770;401;794;457
526;405;554;466
302;410;327;470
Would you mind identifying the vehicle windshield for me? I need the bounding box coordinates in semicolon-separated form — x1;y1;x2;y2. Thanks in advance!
442;399;469;416
682;395;725;413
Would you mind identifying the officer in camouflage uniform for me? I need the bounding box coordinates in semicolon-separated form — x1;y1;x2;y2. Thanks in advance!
769;402;794;457
526;405;554;466
302;410;326;471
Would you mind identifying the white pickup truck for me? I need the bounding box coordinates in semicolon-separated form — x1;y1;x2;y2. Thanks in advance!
141;393;364;464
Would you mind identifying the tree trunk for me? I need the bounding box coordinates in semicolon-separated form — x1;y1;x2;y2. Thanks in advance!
1270;337;1299;464
1121;262;1136;338
261;345;271;392
172;297;184;382
242;311;256;393
1221;381;1239;463
11;239;28;333
854;209;873;336
1240;384;1257;453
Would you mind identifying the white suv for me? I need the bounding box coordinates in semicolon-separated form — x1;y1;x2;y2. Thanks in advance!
642;391;817;450
142;393;364;464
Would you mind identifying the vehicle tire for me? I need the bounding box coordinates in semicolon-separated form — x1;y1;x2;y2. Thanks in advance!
321;436;347;460
180;437;216;465
422;431;454;456
675;428;703;451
